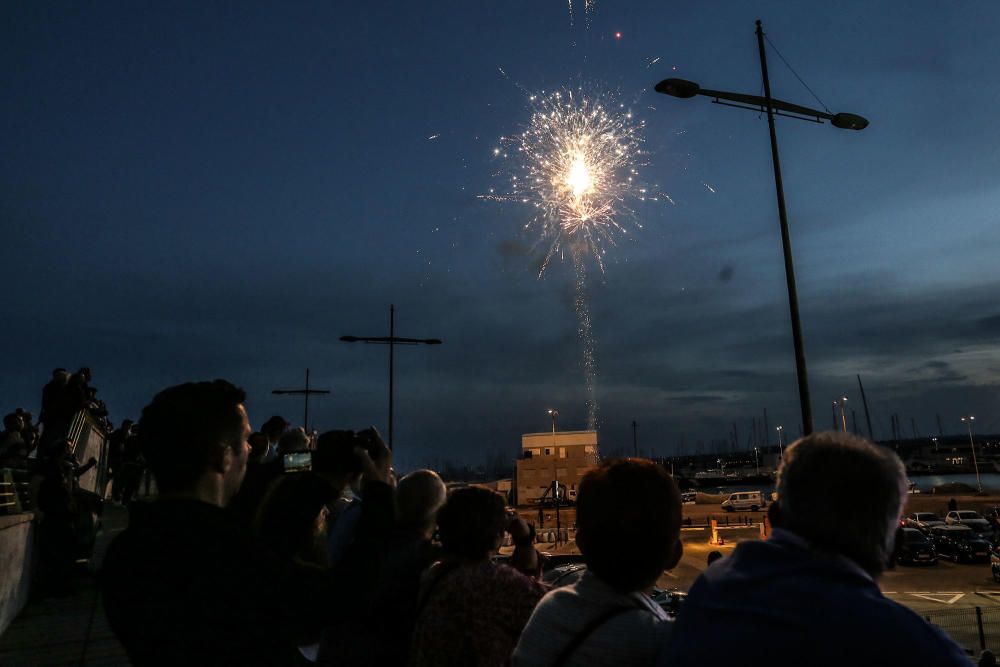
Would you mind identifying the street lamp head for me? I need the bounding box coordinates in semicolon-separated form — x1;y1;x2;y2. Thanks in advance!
654;78;700;99
340;336;360;342
831;112;868;131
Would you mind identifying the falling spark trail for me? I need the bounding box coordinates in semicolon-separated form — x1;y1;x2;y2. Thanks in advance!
572;247;599;429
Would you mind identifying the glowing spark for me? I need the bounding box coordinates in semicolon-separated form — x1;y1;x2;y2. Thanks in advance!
703;182;717;193
482;88;647;275
427;134;440;141
614;31;622;40
565;0;597;29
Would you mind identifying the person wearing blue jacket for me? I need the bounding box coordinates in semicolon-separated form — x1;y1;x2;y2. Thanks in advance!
663;431;969;667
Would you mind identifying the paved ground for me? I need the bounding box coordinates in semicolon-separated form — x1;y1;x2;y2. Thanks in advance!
0;506;130;666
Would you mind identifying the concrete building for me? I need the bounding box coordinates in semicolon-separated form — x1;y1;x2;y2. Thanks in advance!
515;430;599;505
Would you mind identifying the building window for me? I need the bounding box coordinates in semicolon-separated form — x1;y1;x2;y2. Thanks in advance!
559;447;567;458
544;448;551;456
531;448;541;456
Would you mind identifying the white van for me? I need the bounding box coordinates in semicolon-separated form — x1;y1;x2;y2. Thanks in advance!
721;491;765;512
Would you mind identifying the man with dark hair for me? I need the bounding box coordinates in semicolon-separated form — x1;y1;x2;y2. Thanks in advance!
513;459;682;666
663;432;968;666
101;380;339;665
260;414;290;463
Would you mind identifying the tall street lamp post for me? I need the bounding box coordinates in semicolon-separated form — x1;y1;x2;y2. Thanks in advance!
961;415;983;494
340;304;442;451
654;19;867;436
835;396;849;433
776;425;784;460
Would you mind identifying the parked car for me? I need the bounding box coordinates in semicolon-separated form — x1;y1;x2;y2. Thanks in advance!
896;527;937;565
721;490;765;512
930;525;991;563
945;510;992;536
903;512;946;534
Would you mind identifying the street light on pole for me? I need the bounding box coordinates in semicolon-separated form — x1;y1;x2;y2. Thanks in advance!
834;396;848;433
961;415;983;494
548;409;559;434
340;304;442;451
776;425;784;461
654;20;867;436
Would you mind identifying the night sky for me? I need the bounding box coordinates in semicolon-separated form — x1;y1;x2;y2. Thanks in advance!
4;1;1000;469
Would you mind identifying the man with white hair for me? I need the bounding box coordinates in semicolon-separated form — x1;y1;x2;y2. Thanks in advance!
319;469;448;665
663;432;967;666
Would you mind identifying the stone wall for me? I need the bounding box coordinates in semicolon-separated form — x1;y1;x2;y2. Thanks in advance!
0;513;34;637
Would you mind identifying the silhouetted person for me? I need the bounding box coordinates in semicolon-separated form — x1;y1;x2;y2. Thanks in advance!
320;469;448;666
662;432;969;667
38;369;73;455
514;460;683;667
255;471;334;567
35;439;96;596
260;415;290;463
707;550;724;566
107;420;133;502
0;412;28;468
118;426;145;505
948;497;958;512
409;486;545;667
101;380;333;666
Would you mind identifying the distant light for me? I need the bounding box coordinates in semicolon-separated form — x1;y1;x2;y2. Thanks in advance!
615;31;622;40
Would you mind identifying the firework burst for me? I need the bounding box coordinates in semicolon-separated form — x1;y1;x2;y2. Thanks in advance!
484;88;648;276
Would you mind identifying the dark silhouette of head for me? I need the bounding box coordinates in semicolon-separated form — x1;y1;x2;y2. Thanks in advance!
575;459;683;593
312;430;365;486
138;380;249;502
776;431;907;577
255;471;334;565
707;550;724;566
247;431;269;462
437;485;507;561
261;415;289;442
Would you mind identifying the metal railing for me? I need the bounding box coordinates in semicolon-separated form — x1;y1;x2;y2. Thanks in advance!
924;606;1000;655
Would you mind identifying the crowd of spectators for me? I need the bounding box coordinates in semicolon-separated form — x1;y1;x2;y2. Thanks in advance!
90;377;979;666
6;371;978;664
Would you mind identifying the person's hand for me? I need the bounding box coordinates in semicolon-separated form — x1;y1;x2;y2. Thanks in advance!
359;428;391;486
507;516;532;543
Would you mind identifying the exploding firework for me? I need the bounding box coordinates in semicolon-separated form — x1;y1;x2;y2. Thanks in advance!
484;88;648;276
483;88;650;430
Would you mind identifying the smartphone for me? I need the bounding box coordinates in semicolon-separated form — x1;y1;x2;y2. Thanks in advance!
283;451;312;473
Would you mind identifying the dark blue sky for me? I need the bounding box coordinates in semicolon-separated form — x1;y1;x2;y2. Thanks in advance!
4;1;1000;469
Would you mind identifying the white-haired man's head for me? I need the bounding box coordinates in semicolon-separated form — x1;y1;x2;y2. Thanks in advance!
396;469;447;538
775;431;907;576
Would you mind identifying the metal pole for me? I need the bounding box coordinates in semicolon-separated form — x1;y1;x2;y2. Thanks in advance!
756;19;813;435
857;375;874;441
632;420;638;457
389;304;395;450
966;419;982;494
